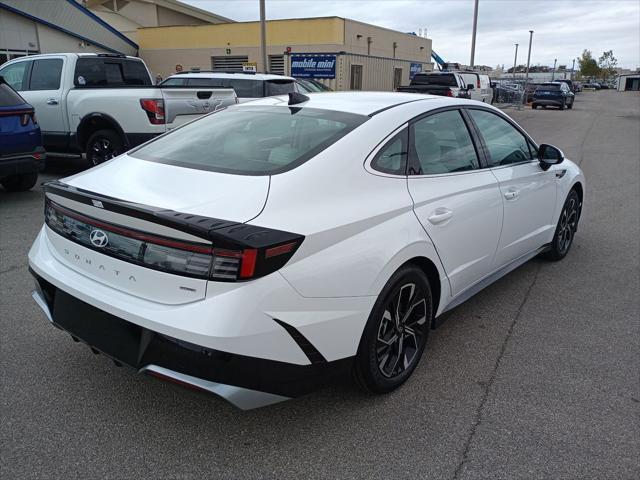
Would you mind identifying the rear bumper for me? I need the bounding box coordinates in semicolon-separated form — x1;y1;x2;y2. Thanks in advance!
0;147;45;177
30;273;351;408
532;98;564;106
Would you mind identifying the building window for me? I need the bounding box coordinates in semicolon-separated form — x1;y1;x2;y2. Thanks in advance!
350;64;363;90
268;55;285;75
393;68;403;90
211;56;249;72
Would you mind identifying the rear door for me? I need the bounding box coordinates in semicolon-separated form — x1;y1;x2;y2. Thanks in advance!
466;108;557;269
407;108;503;295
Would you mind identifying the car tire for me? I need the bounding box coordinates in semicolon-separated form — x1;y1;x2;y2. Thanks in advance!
1;172;38;192
353;264;433;393
543;189;581;261
86;129;124;166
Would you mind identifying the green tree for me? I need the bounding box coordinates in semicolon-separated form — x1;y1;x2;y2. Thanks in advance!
578;49;600;79
598;50;618;81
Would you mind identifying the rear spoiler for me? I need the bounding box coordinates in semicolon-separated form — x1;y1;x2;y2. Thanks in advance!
42;180;301;250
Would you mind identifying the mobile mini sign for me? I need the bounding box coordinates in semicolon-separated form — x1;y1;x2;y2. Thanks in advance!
291;55;337;79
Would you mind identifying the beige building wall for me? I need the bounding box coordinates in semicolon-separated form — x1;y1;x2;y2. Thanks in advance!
343;20;431;62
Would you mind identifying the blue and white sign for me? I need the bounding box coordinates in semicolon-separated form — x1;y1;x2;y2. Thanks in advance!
410;62;423;79
291;55;337;79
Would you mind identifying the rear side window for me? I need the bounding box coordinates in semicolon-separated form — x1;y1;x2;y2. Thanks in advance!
371;129;408;175
29;59;63;90
0;61;30;90
224;79;262;98
74;58;151;87
265;80;296;96
160;77;187;86
131;106;367;175
410;110;479;175
0;82;25;106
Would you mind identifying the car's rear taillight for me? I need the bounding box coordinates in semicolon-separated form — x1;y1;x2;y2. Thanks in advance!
140;98;165;124
19;111;36;126
445;88;454;97
44;199;303;282
477;78;481;89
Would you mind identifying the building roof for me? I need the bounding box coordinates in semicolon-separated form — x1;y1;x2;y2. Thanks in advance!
167;72;295;81
85;0;234;24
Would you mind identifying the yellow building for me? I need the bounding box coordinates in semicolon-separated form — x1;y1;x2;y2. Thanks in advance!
138;17;433;91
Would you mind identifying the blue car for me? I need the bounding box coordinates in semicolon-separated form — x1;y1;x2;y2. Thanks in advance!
532;81;575;110
0;76;45;192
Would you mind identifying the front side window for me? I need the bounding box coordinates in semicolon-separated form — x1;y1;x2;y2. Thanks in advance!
266;80;296;96
409;110;480;175
224;79;263;98
0;61;30;91
371;129;408;175
131;106;367;175
74;58;151;87
468;109;533;167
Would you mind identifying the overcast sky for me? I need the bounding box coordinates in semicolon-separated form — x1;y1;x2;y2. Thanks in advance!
182;0;640;69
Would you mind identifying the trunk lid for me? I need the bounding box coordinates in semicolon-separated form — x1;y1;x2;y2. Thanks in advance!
43;154;270;304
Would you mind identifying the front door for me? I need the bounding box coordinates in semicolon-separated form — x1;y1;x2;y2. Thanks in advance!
466;108;557;268
407;109;503;296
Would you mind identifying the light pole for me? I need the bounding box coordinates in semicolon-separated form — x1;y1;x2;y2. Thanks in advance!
551;58;557;80
259;0;267;73
513;43;518;80
523;30;533;103
470;0;479;68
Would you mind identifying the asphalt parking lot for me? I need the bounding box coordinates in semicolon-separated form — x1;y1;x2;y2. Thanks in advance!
1;90;638;479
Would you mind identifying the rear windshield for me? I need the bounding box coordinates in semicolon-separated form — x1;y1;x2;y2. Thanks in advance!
0;82;25;106
413;74;457;86
537;84;561;91
74;58;152;87
131;106;367;175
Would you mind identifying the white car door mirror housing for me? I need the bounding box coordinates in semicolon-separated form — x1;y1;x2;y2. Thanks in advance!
538;143;565;170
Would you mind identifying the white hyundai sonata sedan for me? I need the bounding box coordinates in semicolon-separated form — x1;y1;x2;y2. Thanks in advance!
29;92;585;409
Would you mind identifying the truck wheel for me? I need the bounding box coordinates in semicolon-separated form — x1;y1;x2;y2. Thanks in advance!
86;129;124;166
1;172;38;192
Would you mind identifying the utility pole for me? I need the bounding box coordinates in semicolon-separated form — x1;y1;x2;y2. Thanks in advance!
523;30;533;103
551;58;557;80
470;0;479;68
259;0;267;73
513;43;518;80
570;58;575;80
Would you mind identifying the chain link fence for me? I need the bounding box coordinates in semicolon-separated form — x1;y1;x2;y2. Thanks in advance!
492;80;526;110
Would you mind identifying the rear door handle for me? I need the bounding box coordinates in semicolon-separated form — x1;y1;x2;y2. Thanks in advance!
46;98;59;105
427;208;453;225
504;189;520;200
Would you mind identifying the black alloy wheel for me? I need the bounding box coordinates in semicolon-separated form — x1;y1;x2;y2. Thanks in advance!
86;129;124;166
544;189;581;261
354;265;432;393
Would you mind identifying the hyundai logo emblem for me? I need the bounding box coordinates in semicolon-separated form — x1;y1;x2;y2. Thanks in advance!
89;229;109;248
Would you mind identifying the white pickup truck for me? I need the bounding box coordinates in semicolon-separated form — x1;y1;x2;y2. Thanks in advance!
0;53;237;165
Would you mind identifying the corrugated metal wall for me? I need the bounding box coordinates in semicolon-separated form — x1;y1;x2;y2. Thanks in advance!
285;52;431;91
1;0;137;55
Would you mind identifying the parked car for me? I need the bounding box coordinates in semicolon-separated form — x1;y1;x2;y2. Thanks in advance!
29;92;585;409
397;72;471;98
0;76;45;192
0;53;237;165
525;82;541;103
457;71;492;102
532;82;575;110
162;71;301;102
493;81;523;104
582;82;601;90
573;82;583;92
556;79;576;93
294;78;332;93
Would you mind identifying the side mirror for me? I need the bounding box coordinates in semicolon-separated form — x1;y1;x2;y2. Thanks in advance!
467;83;475;90
538;144;565;170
